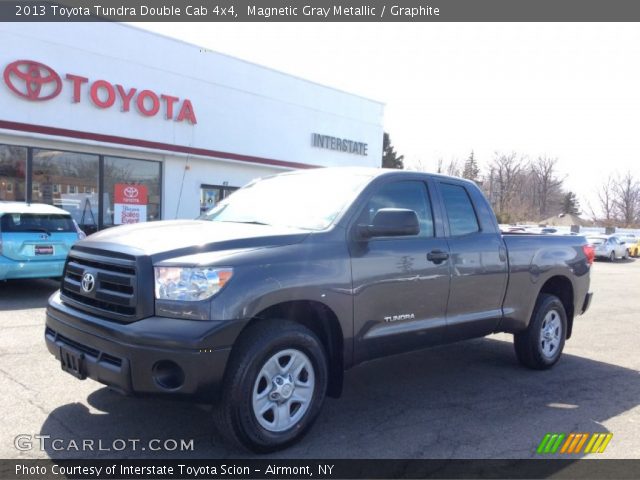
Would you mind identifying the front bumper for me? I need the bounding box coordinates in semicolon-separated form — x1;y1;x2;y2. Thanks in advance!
45;292;246;400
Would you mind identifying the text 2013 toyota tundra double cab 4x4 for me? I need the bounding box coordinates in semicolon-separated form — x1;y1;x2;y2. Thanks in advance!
45;168;594;452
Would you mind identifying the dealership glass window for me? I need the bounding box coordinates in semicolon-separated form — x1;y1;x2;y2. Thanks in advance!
0;145;27;202
103;156;161;226
31;149;99;233
200;184;239;214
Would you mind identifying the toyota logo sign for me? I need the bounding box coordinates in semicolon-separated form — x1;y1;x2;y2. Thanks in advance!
124;186;139;199
81;272;96;293
2;58;197;124
3;60;62;101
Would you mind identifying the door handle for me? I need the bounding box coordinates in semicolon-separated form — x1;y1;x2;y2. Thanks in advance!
427;250;449;264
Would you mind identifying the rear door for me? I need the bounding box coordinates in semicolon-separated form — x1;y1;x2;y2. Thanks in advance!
350;178;451;362
435;181;508;341
611;237;627;258
0;213;77;261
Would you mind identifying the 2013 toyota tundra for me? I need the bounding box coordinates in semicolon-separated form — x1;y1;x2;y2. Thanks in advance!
45;168;594;452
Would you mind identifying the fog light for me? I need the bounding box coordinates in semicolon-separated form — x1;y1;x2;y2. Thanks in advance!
152;360;185;390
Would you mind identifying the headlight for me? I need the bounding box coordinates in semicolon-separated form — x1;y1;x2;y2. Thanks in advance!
154;267;233;301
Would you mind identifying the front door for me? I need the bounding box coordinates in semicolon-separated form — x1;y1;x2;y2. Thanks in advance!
350;179;451;363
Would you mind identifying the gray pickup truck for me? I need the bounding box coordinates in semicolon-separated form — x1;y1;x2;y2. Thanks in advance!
45;168;593;452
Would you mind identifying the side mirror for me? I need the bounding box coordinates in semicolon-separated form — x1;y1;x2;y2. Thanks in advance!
357;208;420;239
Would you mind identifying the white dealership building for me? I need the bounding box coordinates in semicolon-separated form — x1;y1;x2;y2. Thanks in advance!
0;23;383;233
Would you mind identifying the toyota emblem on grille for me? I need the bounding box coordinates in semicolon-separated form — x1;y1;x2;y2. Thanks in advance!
81;272;96;293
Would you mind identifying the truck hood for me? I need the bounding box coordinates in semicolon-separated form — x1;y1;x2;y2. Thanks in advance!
78;220;310;259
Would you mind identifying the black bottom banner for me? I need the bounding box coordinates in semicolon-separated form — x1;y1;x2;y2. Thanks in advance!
1;459;639;480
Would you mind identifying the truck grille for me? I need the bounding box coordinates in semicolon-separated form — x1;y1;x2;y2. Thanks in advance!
60;246;153;322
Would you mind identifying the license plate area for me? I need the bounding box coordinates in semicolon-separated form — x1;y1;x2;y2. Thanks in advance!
59;345;86;379
35;245;54;255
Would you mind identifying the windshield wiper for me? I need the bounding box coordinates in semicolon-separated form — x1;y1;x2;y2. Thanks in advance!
230;220;270;226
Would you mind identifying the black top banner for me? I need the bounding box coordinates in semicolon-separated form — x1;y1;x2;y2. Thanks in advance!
4;0;640;22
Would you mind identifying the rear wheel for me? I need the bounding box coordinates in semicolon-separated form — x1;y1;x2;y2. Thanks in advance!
213;320;328;453
514;294;567;370
609;251;616;262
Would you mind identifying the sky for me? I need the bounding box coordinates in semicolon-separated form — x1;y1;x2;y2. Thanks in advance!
131;22;640;215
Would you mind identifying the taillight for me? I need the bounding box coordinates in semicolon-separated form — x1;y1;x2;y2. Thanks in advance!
583;244;595;265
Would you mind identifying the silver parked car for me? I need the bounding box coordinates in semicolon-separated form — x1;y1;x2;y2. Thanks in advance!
586;235;628;261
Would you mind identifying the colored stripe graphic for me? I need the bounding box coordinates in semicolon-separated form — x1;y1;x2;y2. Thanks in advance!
550;434;565;453
537;434;552;454
539;433;613;454
585;433;614;454
537;433;565;454
560;434;575;453
574;433;589;453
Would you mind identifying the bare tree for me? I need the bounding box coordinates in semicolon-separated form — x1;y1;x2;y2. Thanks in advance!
597;176;616;225
530;156;563;218
436;158;461;177
487;152;526;222
613;171;640;227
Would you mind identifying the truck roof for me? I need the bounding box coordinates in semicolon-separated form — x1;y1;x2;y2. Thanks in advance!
285;167;476;185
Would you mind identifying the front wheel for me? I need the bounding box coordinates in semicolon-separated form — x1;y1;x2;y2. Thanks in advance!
609;251;616;262
514;294;567;370
213;320;328;453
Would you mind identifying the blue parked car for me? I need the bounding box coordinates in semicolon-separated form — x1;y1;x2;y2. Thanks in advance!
0;202;83;281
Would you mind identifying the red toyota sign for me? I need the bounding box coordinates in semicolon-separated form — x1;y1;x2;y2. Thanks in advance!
114;184;148;205
2;59;197;124
3;60;62;101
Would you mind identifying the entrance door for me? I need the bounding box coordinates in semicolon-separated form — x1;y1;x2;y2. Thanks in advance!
351;179;451;363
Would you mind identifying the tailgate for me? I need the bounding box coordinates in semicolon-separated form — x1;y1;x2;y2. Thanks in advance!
1;232;76;261
1;212;78;261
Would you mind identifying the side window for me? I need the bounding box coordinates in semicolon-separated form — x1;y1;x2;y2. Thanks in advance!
360;181;434;237
440;183;480;236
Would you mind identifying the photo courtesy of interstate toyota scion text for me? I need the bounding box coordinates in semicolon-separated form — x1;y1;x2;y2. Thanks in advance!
44;167;593;452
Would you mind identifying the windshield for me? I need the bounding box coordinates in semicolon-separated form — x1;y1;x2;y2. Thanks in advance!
0;213;75;233
200;170;373;230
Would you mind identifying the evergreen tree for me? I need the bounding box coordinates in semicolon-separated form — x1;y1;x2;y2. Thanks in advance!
382;132;404;169
562;191;581;215
462;150;480;182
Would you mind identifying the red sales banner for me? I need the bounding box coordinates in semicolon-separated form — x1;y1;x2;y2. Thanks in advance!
114;184;148;205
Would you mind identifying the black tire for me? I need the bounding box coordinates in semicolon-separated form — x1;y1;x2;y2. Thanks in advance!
609;251;616;262
213;320;328;453
514;294;567;370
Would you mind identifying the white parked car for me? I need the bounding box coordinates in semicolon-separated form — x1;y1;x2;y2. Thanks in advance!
586;235;628;261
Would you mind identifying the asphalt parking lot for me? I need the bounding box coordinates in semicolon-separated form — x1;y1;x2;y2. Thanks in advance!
0;260;639;460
